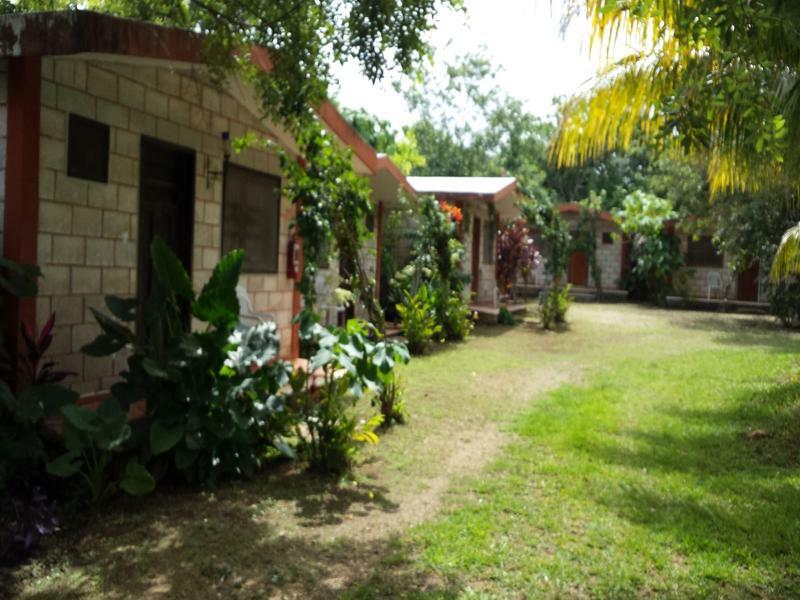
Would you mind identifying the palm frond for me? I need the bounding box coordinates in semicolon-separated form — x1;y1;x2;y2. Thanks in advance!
771;223;800;282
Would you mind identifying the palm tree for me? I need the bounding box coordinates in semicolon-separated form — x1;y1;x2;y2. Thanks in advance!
772;224;800;283
552;1;800;196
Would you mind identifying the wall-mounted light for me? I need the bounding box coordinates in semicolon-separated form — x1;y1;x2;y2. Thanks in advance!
205;131;230;189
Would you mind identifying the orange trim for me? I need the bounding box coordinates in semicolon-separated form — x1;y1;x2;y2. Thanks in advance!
491;180;519;203
374;201;383;302
290;201;303;360
558;202;616;223
3;56;41;380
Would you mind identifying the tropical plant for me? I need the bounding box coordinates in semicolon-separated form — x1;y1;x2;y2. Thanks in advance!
553;1;800;197
435;288;474;341
497;306;516;326
396;285;442;355
0;260;77;564
540;285;573;330
82;237;293;485
615;191;684;303
771;223;800;284
46;398;153;503
495;218;539;299
290;319;408;473
521;200;572;286
282;126;385;332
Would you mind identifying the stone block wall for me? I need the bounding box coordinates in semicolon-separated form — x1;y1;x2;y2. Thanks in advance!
37;57;295;395
529;215;623;290
675;233;737;298
462;202;498;304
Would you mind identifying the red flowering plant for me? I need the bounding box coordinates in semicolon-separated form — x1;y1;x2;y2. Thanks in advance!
495;218;540;299
439;200;463;224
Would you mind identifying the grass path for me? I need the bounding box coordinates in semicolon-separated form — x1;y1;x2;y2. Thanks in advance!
7;304;800;598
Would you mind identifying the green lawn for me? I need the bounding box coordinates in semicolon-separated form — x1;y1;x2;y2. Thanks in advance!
6;304;800;598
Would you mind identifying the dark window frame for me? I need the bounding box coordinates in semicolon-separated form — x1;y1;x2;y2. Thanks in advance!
222;164;282;274
67;113;110;183
686;235;723;268
482;220;496;264
602;232;614;245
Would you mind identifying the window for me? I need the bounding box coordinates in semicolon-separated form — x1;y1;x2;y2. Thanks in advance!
483;220;496;264
67;114;109;183
222;165;281;273
686;235;723;268
602;232;614;245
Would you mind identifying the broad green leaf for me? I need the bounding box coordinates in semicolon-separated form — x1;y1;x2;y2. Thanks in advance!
61;404;100;433
151;237;194;301
35;384;80;417
120;460;155;495
81;333;128;357
192;249;243;328
90;307;134;341
141;358;170;379
0;257;40;297
150;420;185;455
105;296;138;322
47;451;82;478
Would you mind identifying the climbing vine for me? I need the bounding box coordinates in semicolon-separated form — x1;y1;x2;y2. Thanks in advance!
281;122;385;332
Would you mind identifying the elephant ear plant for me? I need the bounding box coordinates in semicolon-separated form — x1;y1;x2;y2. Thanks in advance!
291;318;410;473
82;237;292;486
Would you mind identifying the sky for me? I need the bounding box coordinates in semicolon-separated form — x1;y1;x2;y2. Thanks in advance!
330;0;601;128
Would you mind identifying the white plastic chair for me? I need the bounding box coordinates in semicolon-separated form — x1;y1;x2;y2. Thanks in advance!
707;271;722;299
236;285;275;327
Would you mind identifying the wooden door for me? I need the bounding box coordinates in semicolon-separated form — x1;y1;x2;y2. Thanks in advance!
568;250;589;286
137;138;195;308
737;261;760;302
471;217;481;296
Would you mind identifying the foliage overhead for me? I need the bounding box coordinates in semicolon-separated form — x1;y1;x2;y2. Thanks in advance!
4;0;461;129
615;190;684;302
554;0;800;195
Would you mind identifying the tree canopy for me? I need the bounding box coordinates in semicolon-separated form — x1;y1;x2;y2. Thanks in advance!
4;0;460;129
553;0;800;196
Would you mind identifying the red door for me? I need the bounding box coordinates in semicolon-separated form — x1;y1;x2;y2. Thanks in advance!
471;217;481;296
568;250;589;286
737;262;760;302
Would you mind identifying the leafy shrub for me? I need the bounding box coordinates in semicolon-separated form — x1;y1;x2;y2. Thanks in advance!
498;307;516;326
495;218;539;298
0;259;77;564
47;398;153;503
770;281;800;327
540;285;573;329
291;319;408;473
396;285;442;354
436;288;475;341
83;238;292;485
615;191;684;303
378;378;407;426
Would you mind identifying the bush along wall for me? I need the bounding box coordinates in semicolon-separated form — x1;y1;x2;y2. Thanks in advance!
2;238;410;563
393;196;474;354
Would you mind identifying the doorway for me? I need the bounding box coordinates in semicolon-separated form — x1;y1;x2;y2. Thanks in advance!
568;250;589;287
137;137;195;308
737;261;760;302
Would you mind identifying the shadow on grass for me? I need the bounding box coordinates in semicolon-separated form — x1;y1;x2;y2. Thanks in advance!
4;461;459;599
575;379;800;570
667;312;800;351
